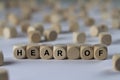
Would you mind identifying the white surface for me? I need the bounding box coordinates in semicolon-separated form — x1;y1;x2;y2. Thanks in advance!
0;8;120;80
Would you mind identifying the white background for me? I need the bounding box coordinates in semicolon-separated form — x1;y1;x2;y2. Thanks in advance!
0;5;120;80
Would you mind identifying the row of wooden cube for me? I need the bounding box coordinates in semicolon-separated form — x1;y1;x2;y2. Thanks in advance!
13;43;108;60
73;31;112;46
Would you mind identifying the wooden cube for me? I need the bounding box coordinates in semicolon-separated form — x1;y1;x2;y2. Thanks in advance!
26;44;40;59
0;21;5;36
90;25;99;37
99;32;112;46
111;9;120;19
8;13;20;26
51;23;61;34
69;21;79;32
20;21;30;33
50;13;61;23
53;44;67;60
84;17;95;27
0;50;4;66
44;29;58;41
62;9;70;21
13;44;26;59
94;44;108;60
40;44;53;60
0;26;4;36
79;10;88;19
27;27;36;34
67;44;80;59
3;27;17;39
0;69;9;80
99;24;108;32
73;32;86;43
28;31;41;43
67;15;77;24
90;24;108;37
101;12;110;20
34;23;44;35
0;2;4;11
27;24;44;35
80;44;94;60
43;14;51;23
21;10;32;20
112;54;120;71
112;19;120;29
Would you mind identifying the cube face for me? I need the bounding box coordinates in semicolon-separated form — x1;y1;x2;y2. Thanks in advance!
99;33;112;46
53;45;67;60
0;51;4;66
73;32;86;43
94;45;108;60
26;46;39;59
44;30;58;41
28;31;41;43
14;47;26;59
112;54;120;71
0;69;9;80
40;46;53;60
67;45;80;59
13;44;27;59
80;45;94;60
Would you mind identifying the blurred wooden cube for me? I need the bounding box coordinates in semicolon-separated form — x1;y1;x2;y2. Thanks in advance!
20;21;30;33
112;19;120;29
3;27;17;39
112;54;120;71
33;23;44;35
84;17;95;27
0;50;4;66
0;69;9;80
28;31;41;43
99;32;112;46
8;13;20;26
44;29;58;41
73;32;86;43
0;21;5;36
90;24;108;37
51;23;61;34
